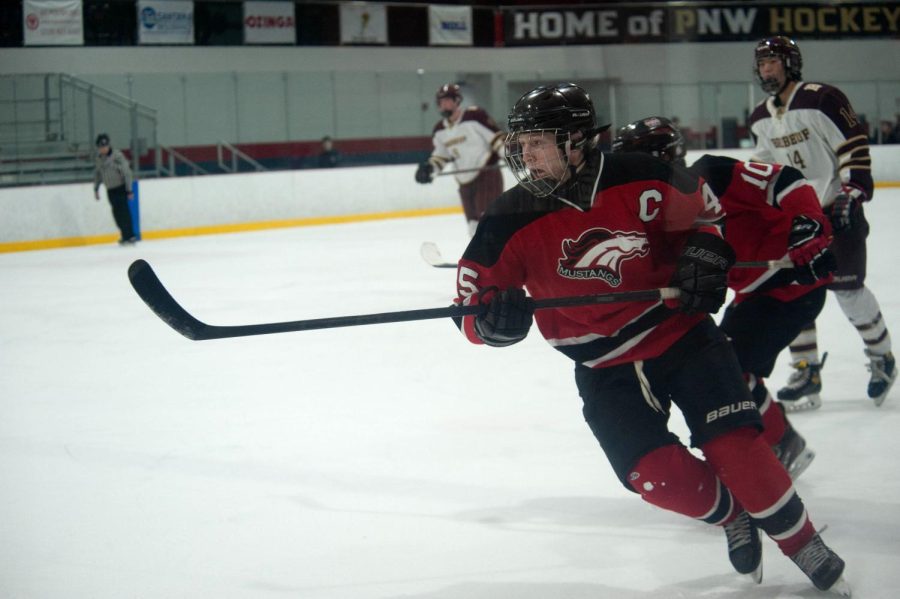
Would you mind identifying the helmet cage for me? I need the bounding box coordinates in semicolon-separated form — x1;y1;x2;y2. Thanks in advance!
753;36;802;95
505;128;575;198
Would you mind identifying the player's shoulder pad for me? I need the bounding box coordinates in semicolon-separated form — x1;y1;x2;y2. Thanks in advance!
792;81;848;110
688;154;737;197
464;186;559;268
748;100;769;125
770;163;806;198
600;151;700;195
462;106;500;130
432;120;447;135
484;184;556;218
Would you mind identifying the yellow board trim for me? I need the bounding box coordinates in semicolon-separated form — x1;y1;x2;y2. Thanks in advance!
4;182;900;254
0;205;462;254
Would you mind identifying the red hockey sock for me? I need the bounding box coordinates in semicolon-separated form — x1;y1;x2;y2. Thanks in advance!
747;375;786;446
759;392;787;446
702;427;816;556
628;444;737;524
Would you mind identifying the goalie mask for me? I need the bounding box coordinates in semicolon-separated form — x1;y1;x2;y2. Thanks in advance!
505;83;609;198
612;116;686;167
753;36;802;95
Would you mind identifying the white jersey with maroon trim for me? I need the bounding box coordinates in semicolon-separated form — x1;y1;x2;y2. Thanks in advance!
454;150;724;369
429;106;504;185
749;81;873;207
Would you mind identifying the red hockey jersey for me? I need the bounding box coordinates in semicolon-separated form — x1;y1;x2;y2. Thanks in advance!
689;155;832;304
455;150;723;368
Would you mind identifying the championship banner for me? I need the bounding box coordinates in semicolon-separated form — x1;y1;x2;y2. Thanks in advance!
23;0;84;46
429;5;473;46
138;0;194;45
243;1;295;44
340;3;387;45
502;2;900;46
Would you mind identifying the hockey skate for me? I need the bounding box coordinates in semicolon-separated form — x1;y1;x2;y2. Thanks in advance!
777;353;827;412
773;424;815;480
866;350;896;407
790;533;851;597
724;511;762;583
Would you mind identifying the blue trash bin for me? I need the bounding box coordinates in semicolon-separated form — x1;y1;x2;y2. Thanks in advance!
129;180;141;241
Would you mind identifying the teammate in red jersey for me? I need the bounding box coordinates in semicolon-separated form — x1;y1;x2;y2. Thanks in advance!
454;83;848;594
416;83;505;237
612;116;837;482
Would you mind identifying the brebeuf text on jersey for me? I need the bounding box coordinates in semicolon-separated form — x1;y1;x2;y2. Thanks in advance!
771;128;811;148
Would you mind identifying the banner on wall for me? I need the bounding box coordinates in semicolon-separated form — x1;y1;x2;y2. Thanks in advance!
502;2;900;46
138;0;194;45
243;1;295;44
340;3;387;45
23;0;84;46
429;5;473;46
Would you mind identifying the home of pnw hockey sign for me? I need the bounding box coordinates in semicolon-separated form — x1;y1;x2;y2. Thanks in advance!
501;2;900;46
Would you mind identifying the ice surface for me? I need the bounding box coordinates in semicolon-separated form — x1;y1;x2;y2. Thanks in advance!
2;191;900;598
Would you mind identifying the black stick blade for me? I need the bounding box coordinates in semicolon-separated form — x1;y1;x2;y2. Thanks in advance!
128;259;210;340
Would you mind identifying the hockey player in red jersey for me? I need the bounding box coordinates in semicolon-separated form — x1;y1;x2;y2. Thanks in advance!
415;83;505;237
612;116;836;482
749;36;895;409
454;83;849;595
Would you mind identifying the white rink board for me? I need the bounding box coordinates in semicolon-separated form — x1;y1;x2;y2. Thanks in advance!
0;147;896;244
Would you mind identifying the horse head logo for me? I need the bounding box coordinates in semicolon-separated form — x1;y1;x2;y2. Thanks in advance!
558;229;649;286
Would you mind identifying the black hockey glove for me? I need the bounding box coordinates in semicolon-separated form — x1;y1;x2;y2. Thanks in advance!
828;185;865;233
415;161;434;184
670;231;735;315
474;287;534;347
787;215;837;285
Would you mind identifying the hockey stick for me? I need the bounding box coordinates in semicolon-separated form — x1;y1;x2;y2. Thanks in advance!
435;163;505;177
421;242;792;271
420;241;456;268
736;259;793;269
128;259;677;341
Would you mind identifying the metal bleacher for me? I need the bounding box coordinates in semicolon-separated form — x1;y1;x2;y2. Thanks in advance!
0;140;95;186
1;74;267;188
0;74;158;187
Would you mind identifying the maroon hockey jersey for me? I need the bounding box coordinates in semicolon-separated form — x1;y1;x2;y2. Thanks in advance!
455;151;723;368
689;155;832;304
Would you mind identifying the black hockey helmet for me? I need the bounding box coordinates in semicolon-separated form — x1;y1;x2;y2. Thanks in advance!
612;116;686;166
435;83;462;105
507;83;609;145
753;36;802;94
505;83;610;198
95;132;110;147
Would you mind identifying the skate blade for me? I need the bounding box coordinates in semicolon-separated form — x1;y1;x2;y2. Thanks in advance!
745;563;763;584
788;449;816;480
782;394;822;412
827;575;852;597
872;378;896;407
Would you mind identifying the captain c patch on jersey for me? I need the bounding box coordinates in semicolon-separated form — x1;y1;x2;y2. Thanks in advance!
557;228;649;286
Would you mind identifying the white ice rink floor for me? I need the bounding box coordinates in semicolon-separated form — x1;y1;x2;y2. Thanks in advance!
3;191;900;598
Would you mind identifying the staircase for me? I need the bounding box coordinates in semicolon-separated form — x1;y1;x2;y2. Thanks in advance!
0;140;94;186
0;74;157;187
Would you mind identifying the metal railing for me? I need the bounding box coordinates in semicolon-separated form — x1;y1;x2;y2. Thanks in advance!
217;141;265;173
58;74;158;176
0;73;160;186
157;145;209;177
